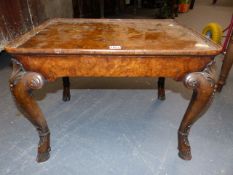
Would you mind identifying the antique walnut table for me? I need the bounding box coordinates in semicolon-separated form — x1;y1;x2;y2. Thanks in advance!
5;18;221;163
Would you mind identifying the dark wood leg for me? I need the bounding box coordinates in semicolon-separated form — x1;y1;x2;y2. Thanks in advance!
178;61;217;160
62;77;71;101
9;59;50;163
158;77;165;100
217;36;233;92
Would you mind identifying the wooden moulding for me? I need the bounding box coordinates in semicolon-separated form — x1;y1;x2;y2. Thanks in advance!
14;54;212;81
5;18;222;56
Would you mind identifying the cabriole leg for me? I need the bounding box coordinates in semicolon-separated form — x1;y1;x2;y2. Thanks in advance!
62;77;71;102
9;59;51;163
178;61;217;160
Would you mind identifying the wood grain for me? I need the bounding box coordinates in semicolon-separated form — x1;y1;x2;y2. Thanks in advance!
5;18;222;56
14;55;212;81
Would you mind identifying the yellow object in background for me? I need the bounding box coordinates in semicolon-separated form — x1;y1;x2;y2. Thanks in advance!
202;23;223;44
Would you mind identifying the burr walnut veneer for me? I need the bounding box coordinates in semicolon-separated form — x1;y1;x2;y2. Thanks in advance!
5;18;221;162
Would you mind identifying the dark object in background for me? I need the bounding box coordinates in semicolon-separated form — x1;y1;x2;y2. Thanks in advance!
73;0;100;18
190;0;195;9
212;0;217;4
154;0;179;19
72;0;178;19
72;0;124;18
142;0;157;8
0;0;46;51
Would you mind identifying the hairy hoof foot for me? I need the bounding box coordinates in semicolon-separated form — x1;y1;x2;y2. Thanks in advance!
63;94;71;102
158;95;166;101
178;150;192;160
158;88;165;101
63;88;71;102
37;149;51;163
216;81;224;92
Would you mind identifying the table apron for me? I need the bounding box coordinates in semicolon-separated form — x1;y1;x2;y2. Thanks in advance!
14;55;213;81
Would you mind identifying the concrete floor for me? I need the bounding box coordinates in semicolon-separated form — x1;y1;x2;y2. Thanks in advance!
0;1;233;175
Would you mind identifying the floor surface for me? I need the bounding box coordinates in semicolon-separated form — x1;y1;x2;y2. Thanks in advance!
0;1;233;175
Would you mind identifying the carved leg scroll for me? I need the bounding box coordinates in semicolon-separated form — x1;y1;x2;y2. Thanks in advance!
158;77;165;100
178;61;217;160
62;77;71;102
9;59;50;163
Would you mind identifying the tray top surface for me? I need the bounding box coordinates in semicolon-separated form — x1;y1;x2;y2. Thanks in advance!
5;18;221;55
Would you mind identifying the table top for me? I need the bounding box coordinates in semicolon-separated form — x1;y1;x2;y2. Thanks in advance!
5;18;221;56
